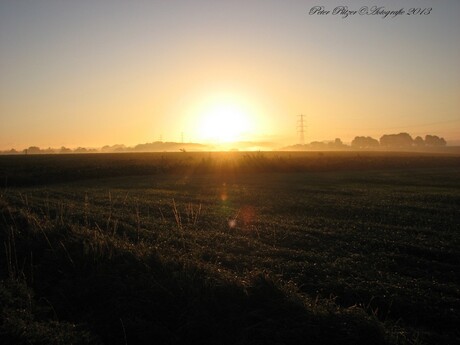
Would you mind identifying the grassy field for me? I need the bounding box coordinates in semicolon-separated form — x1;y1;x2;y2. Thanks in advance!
1;152;459;344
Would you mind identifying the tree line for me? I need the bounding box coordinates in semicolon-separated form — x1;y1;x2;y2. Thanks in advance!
351;133;446;149
0;133;449;154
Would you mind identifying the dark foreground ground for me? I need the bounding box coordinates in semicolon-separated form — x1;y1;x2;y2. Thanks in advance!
0;152;459;344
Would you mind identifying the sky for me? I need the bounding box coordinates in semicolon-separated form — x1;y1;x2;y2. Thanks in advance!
1;0;459;150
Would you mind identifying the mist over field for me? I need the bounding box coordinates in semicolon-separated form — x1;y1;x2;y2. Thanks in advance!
0;132;454;155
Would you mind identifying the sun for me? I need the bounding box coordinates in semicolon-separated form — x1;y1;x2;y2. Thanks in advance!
198;100;253;143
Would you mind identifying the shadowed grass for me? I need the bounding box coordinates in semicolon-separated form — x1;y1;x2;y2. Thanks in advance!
0;199;390;345
1;152;459;344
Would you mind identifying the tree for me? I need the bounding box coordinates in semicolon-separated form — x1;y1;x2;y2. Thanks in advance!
60;146;72;153
379;133;413;148
327;138;346;149
425;135;446;147
309;141;327;149
73;147;88;153
26;146;41;154
414;136;425;147
351;136;379;149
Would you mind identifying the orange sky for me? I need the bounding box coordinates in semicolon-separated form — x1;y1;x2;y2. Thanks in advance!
1;0;459;150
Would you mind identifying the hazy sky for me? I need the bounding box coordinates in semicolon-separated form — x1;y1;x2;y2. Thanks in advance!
1;0;459;149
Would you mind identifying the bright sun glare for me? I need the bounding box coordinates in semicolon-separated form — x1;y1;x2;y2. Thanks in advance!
198;99;253;143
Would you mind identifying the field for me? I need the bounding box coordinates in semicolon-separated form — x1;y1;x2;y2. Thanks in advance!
0;152;459;345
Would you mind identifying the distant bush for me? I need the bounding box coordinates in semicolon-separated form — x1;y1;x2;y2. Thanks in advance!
351;136;380;149
414;136;425;147
425;135;446;147
380;133;413;148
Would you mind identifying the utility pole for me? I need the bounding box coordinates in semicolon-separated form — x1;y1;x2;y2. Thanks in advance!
297;114;306;145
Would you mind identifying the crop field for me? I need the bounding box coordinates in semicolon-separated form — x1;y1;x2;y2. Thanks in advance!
0;152;459;345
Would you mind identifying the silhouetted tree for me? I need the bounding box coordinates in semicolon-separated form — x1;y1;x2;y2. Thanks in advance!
414;136;425;147
335;138;345;146
326;138;346;149
379;133;413;148
0;148;17;154
73;147;88;153
309;141;327;149
351;136;379;149
425;135;446;147
60;146;72;153
26;146;41;154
